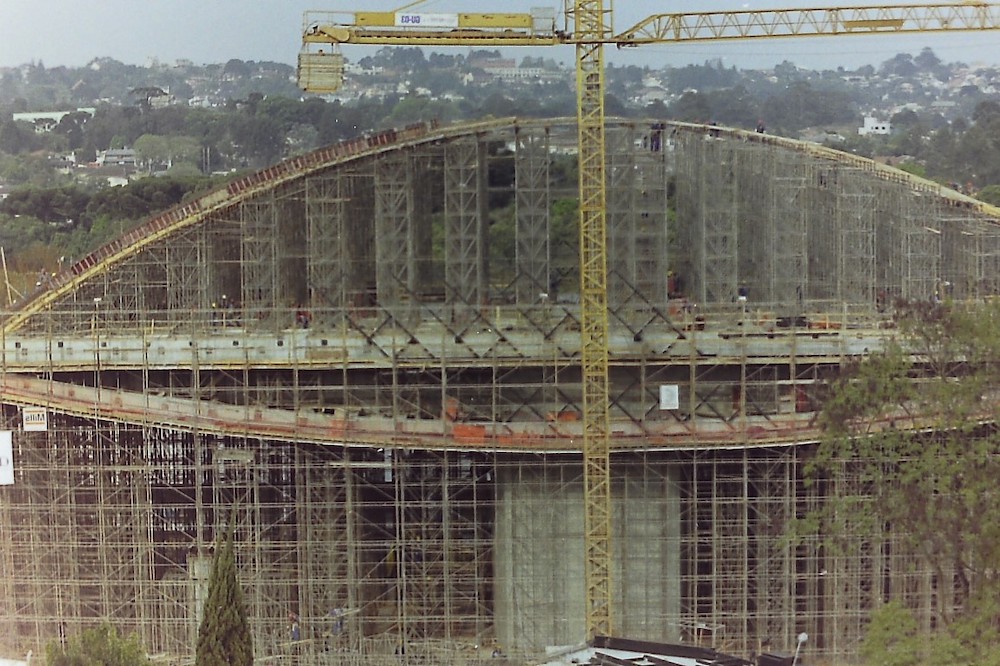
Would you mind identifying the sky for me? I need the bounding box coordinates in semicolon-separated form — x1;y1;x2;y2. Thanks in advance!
4;1;1000;72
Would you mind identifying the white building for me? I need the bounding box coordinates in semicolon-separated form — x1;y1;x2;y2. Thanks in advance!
12;108;96;133
858;116;891;136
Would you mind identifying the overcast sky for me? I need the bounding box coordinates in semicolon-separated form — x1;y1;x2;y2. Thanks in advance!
3;1;1000;71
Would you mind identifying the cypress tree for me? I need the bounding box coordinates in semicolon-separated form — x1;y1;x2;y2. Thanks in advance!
195;520;253;666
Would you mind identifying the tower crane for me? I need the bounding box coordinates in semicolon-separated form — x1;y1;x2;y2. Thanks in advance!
298;0;1000;641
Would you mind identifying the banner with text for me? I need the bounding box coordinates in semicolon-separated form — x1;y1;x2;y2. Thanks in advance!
395;13;459;28
22;407;47;432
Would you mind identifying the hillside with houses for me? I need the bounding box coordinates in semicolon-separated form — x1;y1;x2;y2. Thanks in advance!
2;46;1000;287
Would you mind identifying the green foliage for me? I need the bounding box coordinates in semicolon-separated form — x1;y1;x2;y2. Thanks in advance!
896;161;927;179
806;300;1000;660
978;184;1000;207
230;114;284;167
133;134;202;168
670;91;711;123
0;214;56;260
667;61;742;92
1;176;210;227
45;624;150;666
385;96;459;127
549;154;577;190
0;172;227;273
165;163;203;178
759;81;858;133
0;185;89;224
816;343;913;435
863;595;1000;666
704;85;759;127
859;601;923;666
196;523;253;666
0;119;36;155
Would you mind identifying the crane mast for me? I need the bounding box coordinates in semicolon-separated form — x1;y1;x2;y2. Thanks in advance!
571;0;614;641
298;0;1000;644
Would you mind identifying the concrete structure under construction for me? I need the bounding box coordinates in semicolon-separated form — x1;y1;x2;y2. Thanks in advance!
1;117;999;665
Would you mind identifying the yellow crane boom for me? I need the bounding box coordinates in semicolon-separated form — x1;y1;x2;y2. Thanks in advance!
298;0;1000;642
614;3;1000;44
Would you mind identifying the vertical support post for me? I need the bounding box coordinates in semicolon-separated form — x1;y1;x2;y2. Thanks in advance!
700;141;740;304
769;158;808;310
514;126;552;306
306;173;349;320
375;153;416;324
444;139;489;320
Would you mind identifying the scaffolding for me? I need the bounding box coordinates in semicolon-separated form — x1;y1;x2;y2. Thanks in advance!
3;118;1000;664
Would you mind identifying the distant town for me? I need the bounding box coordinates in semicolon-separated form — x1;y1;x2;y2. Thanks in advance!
1;47;998;179
1;45;1000;280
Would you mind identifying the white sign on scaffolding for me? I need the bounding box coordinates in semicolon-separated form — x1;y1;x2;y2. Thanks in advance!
659;384;679;410
0;431;13;486
22;407;47;432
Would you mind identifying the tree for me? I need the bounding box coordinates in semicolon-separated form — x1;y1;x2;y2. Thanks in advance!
977;184;1000;207
806;300;1000;662
46;624;150;666
54;112;90;150
231;115;284;167
0;119;32;155
196;521;253;666
1;186;90;224
222;59;251;79
914;47;942;71
670;91;711;123
856;64;876;78
706;85;758;128
387;47;427;72
890;108;920;130
896;161;927;179
760;81;857;133
475;92;520;119
134;134;202;171
880;52;918;78
603;93;630;118
132;134;169;167
385;96;458;126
